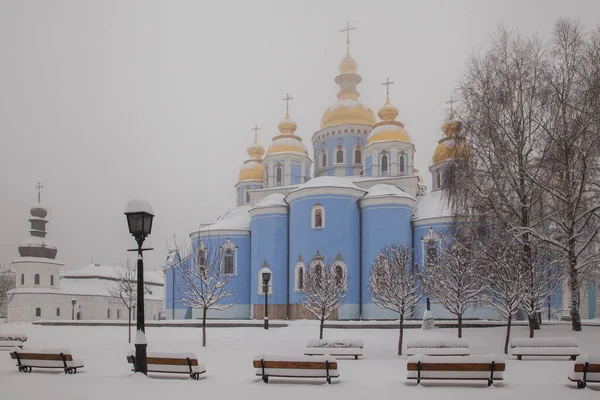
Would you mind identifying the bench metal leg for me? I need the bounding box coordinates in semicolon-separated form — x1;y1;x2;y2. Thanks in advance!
326;361;331;384
577;381;587;389
489;361;495;387
260;359;268;383
517;355;522;361
571;355;577;361
355;355;358;360
417;361;421;386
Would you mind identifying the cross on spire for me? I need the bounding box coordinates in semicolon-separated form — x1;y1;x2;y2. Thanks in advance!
340;21;357;52
282;93;294;118
36;182;43;203
446;96;457;119
382;77;394;102
251;124;261;143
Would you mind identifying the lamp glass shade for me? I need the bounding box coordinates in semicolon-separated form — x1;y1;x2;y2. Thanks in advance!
262;271;271;285
125;211;154;236
71;298;77;306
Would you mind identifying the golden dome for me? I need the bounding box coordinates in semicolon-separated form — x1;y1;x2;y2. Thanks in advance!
277;117;297;135
432;116;470;164
265;136;307;156
377;101;399;121
365;95;411;146
442;119;463;136
247;141;265;159
321;99;375;128
339;51;357;74
238;159;263;182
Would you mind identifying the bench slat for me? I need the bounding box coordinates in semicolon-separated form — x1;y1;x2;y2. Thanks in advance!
407;376;504;381
10;353;73;362
407;362;505;372
575;364;600;373
253;360;338;370
126;356;199;367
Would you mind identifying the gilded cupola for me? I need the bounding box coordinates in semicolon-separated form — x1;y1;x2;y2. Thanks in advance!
366;78;412;146
432;98;471;165
265;94;308;156
238;125;265;183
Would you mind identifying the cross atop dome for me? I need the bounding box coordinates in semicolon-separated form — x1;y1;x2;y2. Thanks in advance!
251;124;261;143
340;21;357;53
382;77;394;102
446;96;457;119
36;182;43;203
282;93;294;119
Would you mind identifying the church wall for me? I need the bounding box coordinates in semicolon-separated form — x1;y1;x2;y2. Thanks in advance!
13;259;63;291
364;155;372;177
288;193;361;319
236;183;262;207
313;131;366;178
250;212;288;313
291;164;302;185
360;203;413;319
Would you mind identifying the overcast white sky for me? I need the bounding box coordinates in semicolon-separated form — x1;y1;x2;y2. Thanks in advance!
1;0;599;273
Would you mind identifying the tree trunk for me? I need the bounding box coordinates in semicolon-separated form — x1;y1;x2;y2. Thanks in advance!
398;313;404;356
128;308;132;343
504;317;512;355
202;308;207;347
457;314;463;338
319;314;325;340
528;313;537;338
569;259;582;331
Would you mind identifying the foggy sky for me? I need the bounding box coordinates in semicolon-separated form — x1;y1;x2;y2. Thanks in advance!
1;0;600;273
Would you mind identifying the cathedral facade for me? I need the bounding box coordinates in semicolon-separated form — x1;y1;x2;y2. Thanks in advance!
164;32;598;321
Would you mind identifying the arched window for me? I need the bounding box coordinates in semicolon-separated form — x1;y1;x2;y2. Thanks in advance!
76;312;81;320
333;262;347;288
436;170;441;189
50;275;54;286
295;264;305;291
35;307;41;317
381;154;388;175
314;263;323;278
224;252;234;274
258;267;272;294
336;148;344;164
399;153;405;174
245;190;250;203
220;239;238;275
21;274;24;285
107;309;111;319
312;204;325;229
276;166;282;186
117;309;121;319
56;308;60;317
354;149;361;164
34;274;40;285
321;152;327;168
422;228;442;268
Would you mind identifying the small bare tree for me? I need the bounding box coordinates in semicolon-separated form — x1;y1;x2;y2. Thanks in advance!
175;240;239;347
423;241;484;338
108;260;152;343
478;239;528;354
368;244;422;355
0;265;15;319
297;259;348;339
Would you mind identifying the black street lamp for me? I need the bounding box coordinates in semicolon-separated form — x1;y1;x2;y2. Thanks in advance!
262;271;271;330
71;298;77;320
125;199;154;375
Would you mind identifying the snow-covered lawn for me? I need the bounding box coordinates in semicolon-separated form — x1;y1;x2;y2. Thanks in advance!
0;321;599;399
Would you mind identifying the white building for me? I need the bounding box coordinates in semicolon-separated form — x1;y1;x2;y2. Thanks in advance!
7;201;164;322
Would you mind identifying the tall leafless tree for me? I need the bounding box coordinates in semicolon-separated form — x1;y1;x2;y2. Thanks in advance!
297;259;348;340
108;260;152;343
368;244;422;355
525;19;600;331
422;240;484;338
175;240;239;347
448;26;549;335
0;265;15;319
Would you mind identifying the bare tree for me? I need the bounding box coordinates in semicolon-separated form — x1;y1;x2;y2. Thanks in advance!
526;19;600;331
175;240;239;347
478;239;528;354
448;26;549;335
368;244;422;355
108;260;152;343
297;259;348;339
0;265;15;319
423;240;484;338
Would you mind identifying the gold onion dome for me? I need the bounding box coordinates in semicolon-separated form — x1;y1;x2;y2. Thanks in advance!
265;97;308;156
432;115;471;164
238;127;265;182
366;91;412;146
320;50;375;129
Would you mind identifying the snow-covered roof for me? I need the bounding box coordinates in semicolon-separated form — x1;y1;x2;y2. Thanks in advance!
290;176;364;192
12;256;63;265
413;190;452;221
124;199;154;215
200;205;251;232
18;236;57;249
253;193;287;209
61;263;163;284
363;184;414;200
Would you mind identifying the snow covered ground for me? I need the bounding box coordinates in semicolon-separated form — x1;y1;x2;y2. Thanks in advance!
0;320;599;399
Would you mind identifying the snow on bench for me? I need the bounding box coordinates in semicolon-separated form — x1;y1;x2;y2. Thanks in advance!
304;339;364;359
568;354;600;389
10;348;84;374
253;354;340;384
0;340;24;349
407;354;505;387
0;334;27;342
126;350;206;380
510;337;581;360
406;339;470;356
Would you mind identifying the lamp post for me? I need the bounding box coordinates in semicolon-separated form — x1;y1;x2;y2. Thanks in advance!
125;199;154;375
71;298;77;320
262;271;271;330
426;227;436;311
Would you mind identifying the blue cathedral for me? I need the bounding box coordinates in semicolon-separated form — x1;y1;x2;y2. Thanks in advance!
164;29;598;321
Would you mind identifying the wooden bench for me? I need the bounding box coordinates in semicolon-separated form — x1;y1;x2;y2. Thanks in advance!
510;337;581;360
406;339;470;356
10;349;84;374
407;354;505;387
304;339;363;360
127;352;206;380
0;340;24;350
253;354;339;384
568;354;600;389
